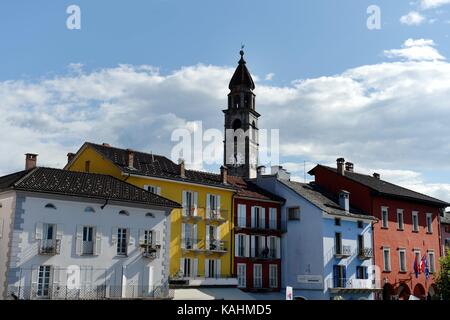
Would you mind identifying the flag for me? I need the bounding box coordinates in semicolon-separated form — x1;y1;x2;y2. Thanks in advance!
423;255;430;280
413;256;419;278
420;255;425;273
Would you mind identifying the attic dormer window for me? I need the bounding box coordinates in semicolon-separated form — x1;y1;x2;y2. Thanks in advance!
145;212;155;218
119;210;130;216
84;207;96;213
45;203;57;210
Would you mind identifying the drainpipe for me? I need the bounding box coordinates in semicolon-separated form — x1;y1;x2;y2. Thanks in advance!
230;192;236;278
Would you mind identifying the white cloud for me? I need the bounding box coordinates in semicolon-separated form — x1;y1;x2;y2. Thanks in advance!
2;39;450;202
384;38;445;61
400;11;426;25
420;0;450;9
265;73;275;81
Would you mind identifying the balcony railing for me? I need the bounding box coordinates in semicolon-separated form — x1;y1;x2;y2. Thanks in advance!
38;239;61;255
181;238;201;251
328;278;381;291
358;247;373;260
255;249;278;260
82;241;94;255
169;274;238;287
181;206;202;220
205;240;227;253
206;209;228;222
140;242;161;259
334;245;352;258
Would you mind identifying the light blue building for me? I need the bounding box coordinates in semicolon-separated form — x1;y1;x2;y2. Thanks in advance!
254;166;380;300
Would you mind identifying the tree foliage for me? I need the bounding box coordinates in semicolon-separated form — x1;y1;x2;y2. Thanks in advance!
435;252;450;300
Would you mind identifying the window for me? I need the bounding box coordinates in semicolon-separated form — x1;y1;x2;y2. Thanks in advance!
183;258;192;277
237;204;246;227
414;250;421;271
335;218;341;226
253;264;262;288
36;265;51;298
357;220;363;229
182;191;197;217
412;211;419;232
141;229;154;254
383;248;391;272
357;235;364;253
426;213;433;233
269;264;278;288
428;251;435;273
252;206;265;229
182;223;197;249
333;265;346;288
288;207;300;221
237;234;246;257
356;266;368;279
144;185;161;195
381;207;388;228
119;210;130;216
267;236;277;258
335;232;342;254
206;194;221;219
237;264;246;288
82;226;94;255
44;203;57;210
399;249;407;272
85;160;90;173
117;228;128;256
84;206;95;213
397;210;404;230
269;208;277;230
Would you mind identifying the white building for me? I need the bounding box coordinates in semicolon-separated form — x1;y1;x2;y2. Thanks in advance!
0;158;180;300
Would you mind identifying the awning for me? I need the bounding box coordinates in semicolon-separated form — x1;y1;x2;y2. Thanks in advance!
173;288;256;300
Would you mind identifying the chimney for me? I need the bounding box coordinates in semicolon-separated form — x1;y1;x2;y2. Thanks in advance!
345;162;354;172
373;173;380;179
337;158;345;175
178;158;185;178
67;152;75;164
220;166;228;184
339;190;350;212
271;165;291;181
257;165;266;177
126;149;135;169
25;153;38;170
102;143;111;147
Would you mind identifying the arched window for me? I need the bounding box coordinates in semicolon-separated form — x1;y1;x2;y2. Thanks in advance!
119;210;130;216
235;95;241;108
84;207;96;213
44;203;57;210
232;119;242;130
145;212;155;218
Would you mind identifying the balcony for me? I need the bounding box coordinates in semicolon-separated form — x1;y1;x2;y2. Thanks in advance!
358;247;373;260
334;245;352;258
254;249;278;260
181;238;202;252
205;209;227;223
38;239;61;255
169;274;238;287
140;242;161;259
181;207;202;221
236;219;280;232
205;240;227;254
328;278;382;293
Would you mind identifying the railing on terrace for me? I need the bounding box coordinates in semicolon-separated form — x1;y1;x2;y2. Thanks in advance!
38;239;61;255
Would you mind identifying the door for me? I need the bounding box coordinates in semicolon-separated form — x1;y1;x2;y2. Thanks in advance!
253;264;262;289
237;264;246;288
83;226;94;255
37;266;52;298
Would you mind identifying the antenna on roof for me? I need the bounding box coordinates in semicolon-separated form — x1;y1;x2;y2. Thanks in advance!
151;151;154;162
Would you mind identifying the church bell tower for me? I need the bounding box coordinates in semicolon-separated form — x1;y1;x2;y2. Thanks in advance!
223;49;260;178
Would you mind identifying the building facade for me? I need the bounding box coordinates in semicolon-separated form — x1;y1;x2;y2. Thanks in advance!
440;212;450;256
0;164;179;300
254;166;378;300
228;176;284;292
309;159;448;300
65;142;237;287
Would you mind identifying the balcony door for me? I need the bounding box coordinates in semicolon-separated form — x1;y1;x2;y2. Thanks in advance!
82;226;94;255
335;232;342;254
333;265;346;288
358;235;364;253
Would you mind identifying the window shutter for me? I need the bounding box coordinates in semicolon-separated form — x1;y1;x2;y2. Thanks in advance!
153;230;161;246
251;207;256;228
276;237;281;259
111;227;118;245
193;224;198;249
245;235;250;257
0;218;4;239
235;234;239;256
31;265;39;296
364;267;368;280
180;258;185;275
216;196;221;217
76;225;83;255
193;192;198;216
206;194;211;218
182;191;187;215
35;222;43;240
128;229;135;246
261;208;266;229
94;227;102;255
181;223;186;248
333;265;339;288
193;258;198;277
56;224;63;240
156;187;161;195
144;185;149;191
53;267;61;293
139;229;145;245
205;259;210;278
206;225;210;244
260;236;266;251
343;267;347;288
250;235;255;257
216;259;221;278
216;224;221;240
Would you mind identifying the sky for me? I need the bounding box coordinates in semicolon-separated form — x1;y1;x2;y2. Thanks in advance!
2;0;450;201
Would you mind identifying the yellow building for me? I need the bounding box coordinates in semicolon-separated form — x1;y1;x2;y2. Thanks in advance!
65;142;237;286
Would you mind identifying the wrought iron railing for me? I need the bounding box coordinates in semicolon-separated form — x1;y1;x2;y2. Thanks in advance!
358;247;373;259
181;237;200;250
334;245;352;257
38;239;61;255
206;209;228;221
255;249;277;259
327;278;381;290
205;240;227;252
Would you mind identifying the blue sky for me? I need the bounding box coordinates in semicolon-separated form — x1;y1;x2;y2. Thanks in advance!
2;0;450;201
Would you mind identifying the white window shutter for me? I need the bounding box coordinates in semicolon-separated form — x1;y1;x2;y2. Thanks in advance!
35;222;43;240
206;225;210;243
128;229;135;246
216;224;221;240
261;208;266;229
56;224;64;240
94;227;102;255
156;187;161;195
75;225;83;255
216;259;221;278
31;265;39;294
153;230;161;246
205;259;210;278
245;235;250;257
216;195;221;215
180;258;185;275
251;235;255;257
193;224;198;249
0;218;4;239
139;229;145;245
235;234;239;257
182;191;187;215
276;237;281;259
143;185;149;191
181;223;186;248
111;227;118;245
251;207;256;228
206;194;211;218
53;267;61;290
193;192;198;216
193;258;198;277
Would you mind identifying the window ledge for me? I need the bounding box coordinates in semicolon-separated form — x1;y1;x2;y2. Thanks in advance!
397;228;404;231
381;227;389;230
426;232;433;235
399;271;408;274
412;230;419;233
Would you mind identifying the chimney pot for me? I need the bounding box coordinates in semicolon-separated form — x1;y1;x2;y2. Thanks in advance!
25;153;38;170
220;166;228;184
67;152;75;164
373;173;380;179
337;158;345;175
178;158;185;178
257;165;266;176
339;190;350;212
102;143;111;147
126;149;135;169
345;162;354;172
